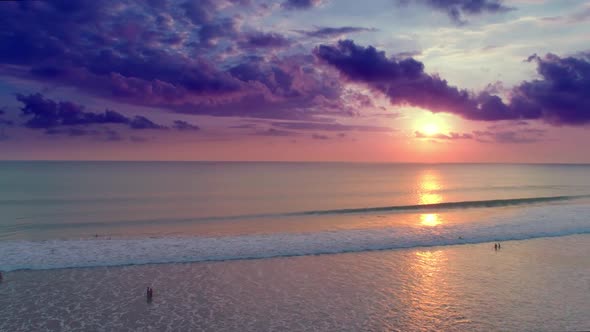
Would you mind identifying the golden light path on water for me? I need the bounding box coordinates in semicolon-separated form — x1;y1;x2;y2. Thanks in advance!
418;169;444;227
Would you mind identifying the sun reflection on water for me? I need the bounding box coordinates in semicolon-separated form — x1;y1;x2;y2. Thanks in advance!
411;250;448;307
420;213;441;226
417;170;444;227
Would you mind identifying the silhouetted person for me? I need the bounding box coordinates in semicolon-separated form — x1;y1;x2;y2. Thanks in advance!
494;243;498;251
146;287;153;302
498;243;501;250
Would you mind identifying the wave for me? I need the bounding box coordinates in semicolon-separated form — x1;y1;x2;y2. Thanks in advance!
5;195;587;234
294;195;586;216
2;202;589;271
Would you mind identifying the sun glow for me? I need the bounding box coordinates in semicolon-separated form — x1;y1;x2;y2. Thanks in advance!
414;111;453;138
421;123;439;136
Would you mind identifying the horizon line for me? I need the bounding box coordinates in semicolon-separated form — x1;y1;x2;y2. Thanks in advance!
1;160;590;166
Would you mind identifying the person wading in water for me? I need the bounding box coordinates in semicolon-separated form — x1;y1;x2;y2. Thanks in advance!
146;287;153;302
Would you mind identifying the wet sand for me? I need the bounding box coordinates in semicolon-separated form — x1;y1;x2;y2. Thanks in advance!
1;234;589;331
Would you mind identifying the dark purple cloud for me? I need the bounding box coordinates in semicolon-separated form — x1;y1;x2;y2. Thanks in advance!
181;0;217;25
0;108;12;126
240;32;291;48
283;0;322;10
398;0;512;24
41;126;135;142
315;40;480;117
0;2;242;99
45;128;99;137
199;18;239;45
271;121;393;132
229;62;296;97
316;40;590;126
0;1;342;121
15;93;167;131
129;116;166;130
0;119;14;126
296;27;376;38
254;128;298;136
16;93;130;129
512;53;590;125
173;120;200;131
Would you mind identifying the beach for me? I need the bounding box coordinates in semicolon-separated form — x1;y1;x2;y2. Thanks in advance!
2;234;589;331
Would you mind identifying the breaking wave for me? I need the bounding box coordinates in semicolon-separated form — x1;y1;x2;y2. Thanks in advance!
1;201;589;271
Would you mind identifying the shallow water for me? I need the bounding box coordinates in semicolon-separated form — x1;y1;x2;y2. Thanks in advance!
1;235;589;331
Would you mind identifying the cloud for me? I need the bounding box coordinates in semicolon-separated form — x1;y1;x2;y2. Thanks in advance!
41;127;134;142
316;40;590;126
0;1;343;121
271;121;393;132
15;93;165;130
0;109;13;126
240;32;291;48
229;123;257;129
45;128;99;137
513;53;590;125
198;18;239;46
315;40;481;117
414;127;545;144
173;120;200;131
398;0;512;24
311;133;330;140
254;128;298;136
415;131;473;140
282;0;322;10
473;129;546;144
130;136;149;143
129;116;166;130
296;27;376;38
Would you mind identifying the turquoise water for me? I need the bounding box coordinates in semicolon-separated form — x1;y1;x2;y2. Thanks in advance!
1;162;590;270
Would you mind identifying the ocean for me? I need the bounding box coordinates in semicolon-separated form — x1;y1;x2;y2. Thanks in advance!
1;162;590;331
1;161;590;270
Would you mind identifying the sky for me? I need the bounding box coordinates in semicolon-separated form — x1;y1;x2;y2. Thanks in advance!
0;0;589;162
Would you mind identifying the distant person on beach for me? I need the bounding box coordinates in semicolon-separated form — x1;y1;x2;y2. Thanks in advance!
498;243;501;249
147;287;153;301
494;243;498;250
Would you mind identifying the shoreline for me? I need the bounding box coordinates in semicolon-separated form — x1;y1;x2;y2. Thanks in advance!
2;233;589;331
2;220;590;272
1;231;589;273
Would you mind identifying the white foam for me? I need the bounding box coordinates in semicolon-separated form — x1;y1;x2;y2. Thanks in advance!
1;203;589;271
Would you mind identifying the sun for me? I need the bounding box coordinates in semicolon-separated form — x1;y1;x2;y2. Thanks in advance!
421;123;439;136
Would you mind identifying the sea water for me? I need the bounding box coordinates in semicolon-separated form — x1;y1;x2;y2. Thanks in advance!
1;161;590;271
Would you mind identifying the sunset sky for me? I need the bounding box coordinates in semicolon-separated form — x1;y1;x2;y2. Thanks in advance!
1;0;589;162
